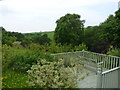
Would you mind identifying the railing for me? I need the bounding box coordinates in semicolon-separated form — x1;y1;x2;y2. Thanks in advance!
51;50;120;71
82;51;120;70
102;67;120;88
51;50;120;88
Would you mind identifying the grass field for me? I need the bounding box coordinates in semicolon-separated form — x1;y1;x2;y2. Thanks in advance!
41;31;54;40
23;31;54;41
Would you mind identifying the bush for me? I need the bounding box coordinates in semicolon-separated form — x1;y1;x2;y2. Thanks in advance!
2;45;54;73
46;42;88;53
47;42;63;53
107;48;120;57
2;45;13;71
73;43;88;51
27;59;84;88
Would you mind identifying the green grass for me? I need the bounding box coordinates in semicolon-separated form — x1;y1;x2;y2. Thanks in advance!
23;31;54;41
41;31;54;40
2;70;29;88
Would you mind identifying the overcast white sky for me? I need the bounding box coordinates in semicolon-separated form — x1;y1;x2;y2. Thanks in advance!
0;0;119;33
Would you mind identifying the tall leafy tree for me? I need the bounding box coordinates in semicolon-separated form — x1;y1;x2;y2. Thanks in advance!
1;27;17;45
54;13;85;46
84;26;110;53
101;9;120;48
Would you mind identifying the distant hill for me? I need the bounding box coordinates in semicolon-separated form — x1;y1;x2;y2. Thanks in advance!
41;31;54;40
24;31;54;41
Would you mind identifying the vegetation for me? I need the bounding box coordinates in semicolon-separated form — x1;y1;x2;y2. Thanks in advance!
107;48;120;57
2;70;29;88
84;9;120;53
100;9;120;48
27;59;84;88
2;28;51;47
1;8;120;88
54;14;85;46
2;45;54;73
41;31;54;41
84;26;110;53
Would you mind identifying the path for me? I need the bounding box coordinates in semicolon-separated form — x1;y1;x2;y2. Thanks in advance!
77;66;97;88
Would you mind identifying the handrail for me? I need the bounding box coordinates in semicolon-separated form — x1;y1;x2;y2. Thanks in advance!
51;50;120;71
51;50;120;58
102;66;120;75
51;51;82;55
51;50;120;88
83;51;120;58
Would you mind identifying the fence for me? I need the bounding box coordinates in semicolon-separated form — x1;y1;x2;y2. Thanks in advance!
102;67;120;88
51;50;120;88
51;50;120;71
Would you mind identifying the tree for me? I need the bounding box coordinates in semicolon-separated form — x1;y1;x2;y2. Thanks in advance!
101;9;120;48
54;13;85;46
84;26;110;53
33;34;51;45
2;27;17;46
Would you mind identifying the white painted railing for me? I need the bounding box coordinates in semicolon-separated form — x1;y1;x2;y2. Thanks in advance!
51;50;120;71
102;66;120;88
51;50;120;88
82;51;120;72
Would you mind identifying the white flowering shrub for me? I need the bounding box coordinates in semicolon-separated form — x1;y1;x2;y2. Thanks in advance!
27;58;84;88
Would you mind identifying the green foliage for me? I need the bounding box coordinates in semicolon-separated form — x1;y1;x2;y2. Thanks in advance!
47;42;73;53
46;42;87;53
107;48;120;57
2;70;29;88
47;42;63;53
27;59;83;88
2;45;54;73
83;9;120;53
54;13;85;46
100;9;120;48
2;27;25;46
2;28;52;47
1;27;26;47
3;36;17;46
21;37;32;47
41;31;54;41
73;43;88;51
84;26;110;53
32;34;51;45
28;43;45;51
23;32;52;46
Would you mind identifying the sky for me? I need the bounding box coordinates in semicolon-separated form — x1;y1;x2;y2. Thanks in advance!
0;0;119;33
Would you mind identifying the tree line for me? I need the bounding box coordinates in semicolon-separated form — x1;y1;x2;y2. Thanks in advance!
1;28;51;47
1;9;120;54
54;9;120;53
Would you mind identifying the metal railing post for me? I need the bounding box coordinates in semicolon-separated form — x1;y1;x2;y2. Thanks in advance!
97;62;103;88
118;67;120;88
82;49;84;57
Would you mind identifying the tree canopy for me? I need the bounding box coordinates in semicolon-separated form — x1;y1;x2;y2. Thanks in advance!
100;9;120;48
54;13;85;46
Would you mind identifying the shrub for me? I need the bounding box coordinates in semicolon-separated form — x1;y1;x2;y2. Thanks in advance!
46;42;88;53
2;45;13;71
47;42;63;53
73;43;88;51
2;45;54;73
107;48;120;57
27;59;84;88
2;70;29;88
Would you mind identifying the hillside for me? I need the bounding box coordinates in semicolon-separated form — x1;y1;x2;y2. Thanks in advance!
41;31;54;40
